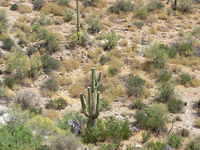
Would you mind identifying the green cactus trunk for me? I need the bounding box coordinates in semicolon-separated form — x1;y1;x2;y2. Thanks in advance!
80;68;101;128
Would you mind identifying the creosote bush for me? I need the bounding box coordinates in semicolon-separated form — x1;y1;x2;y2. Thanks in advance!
32;0;45;10
168;134;183;149
0;9;8;32
177;0;193;13
179;73;192;85
157;82;175;102
186;136;200;150
109;0;134;14
63;9;74;22
69;31;88;48
158;69;172;83
87;16;102;34
42;78;59;92
57;0;70;6
41;55;60;73
135;104;168;132
167;98;184;113
46;98;68;110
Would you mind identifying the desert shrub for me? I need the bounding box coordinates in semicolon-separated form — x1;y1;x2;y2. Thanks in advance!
0;35;15;50
41;55;60;73
42;78;59;92
108;66;119;76
0;9;7;32
173;40;194;56
32;0;45;10
179;73;192;85
69;31;88;47
177;0;193;12
10;4;18;11
25;116;64;137
35;27;60;53
16;89;43;112
145;43;168;69
46;98;68;110
62;58;80;72
102;31;119;50
134;21;145;29
57;0;70;6
42;3;64;16
99;55;110;65
109;0;134;14
157;82;175;103
168;134;183;148
99;144;119;150
0;124;41;150
0;87;6;98
36;14;53;26
126;75;145;97
87;16;102;34
134;6;148;19
82;117;131;143
186;137;200;150
6;51;30;80
130;99;145;110
192;26;200;38
147;141;167;150
3;76;16;89
63;9;74;22
142;131;151;143
49;135;82;150
178;128;190;137
29;54;42;78
99;98;110;111
158;70;172;83
135;104;168;132
146;0;164;12
167;98;184;113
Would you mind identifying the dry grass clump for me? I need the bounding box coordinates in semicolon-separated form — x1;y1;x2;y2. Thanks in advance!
42;3;65;16
18;4;32;14
61;58;80;72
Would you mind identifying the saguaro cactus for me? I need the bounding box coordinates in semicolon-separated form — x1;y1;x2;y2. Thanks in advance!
76;0;80;40
80;68;101;127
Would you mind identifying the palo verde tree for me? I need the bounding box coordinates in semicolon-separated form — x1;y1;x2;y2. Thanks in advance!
80;68;102;128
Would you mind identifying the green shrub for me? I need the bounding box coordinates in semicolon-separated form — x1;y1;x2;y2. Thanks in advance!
157;82;175;103
42;78;59;92
99;144;119;150
146;0;164;12
134;21;145;29
10;4;18;11
0;9;7;32
41;55;60;73
186;137;200;150
36;14;53;26
108;66;119;76
109;0;134;14
82;117;131;143
147;141;167;150
135;104;168;132
0;124;41;150
87;16;102;34
177;0;193;13
168;134;183;148
69;31;88;47
135;6;148;19
179;73;192;85
130;99;145;110
2;37;15;50
158;70;172;83
46;98;67;110
35;27;60;53
99;98;110;111
6;51;30;80
63;9;74;22
99;55;110;65
126;75;145;97
102;31;119;50
57;0;70;5
145;43;168;69
167;98;184;113
174;40;194;56
32;0;45;10
3;76;16;89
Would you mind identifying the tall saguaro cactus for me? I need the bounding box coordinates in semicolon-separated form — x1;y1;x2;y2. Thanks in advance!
80;68;102;127
76;0;80;40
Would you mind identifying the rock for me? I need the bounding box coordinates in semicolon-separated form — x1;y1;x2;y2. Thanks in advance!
135;144;142;149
